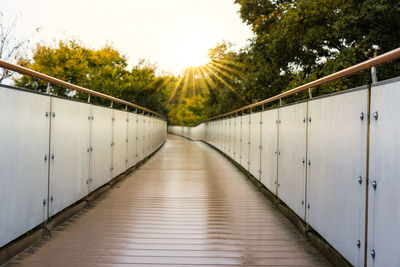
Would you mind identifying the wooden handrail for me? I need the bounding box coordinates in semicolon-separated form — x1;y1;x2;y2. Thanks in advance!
206;47;400;121
0;60;165;119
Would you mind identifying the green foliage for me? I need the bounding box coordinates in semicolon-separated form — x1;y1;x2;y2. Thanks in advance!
235;0;400;99
14;40;171;115
168;95;208;126
12;0;400;126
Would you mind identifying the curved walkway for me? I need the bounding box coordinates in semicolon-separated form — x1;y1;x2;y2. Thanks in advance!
5;135;330;266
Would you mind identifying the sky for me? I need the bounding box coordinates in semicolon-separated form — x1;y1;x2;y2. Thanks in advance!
1;0;253;75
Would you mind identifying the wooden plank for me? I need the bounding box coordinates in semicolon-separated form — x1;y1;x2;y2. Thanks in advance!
5;135;331;266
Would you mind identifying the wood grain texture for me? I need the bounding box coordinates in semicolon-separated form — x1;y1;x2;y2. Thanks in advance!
5;135;331;266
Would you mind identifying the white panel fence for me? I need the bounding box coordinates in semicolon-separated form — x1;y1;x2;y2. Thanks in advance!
168;77;400;267
0;86;167;248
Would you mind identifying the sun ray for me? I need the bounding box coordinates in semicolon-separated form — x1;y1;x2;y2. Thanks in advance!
149;75;173;98
167;75;184;104
210;61;243;77
194;67;210;95
179;69;192;104
198;66;218;94
214;58;246;69
207;63;239;84
203;65;248;103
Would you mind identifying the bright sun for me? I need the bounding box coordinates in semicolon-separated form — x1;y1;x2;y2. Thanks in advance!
178;35;210;72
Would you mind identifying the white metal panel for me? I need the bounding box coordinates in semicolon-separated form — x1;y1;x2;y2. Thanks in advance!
191;123;206;141
157;120;161;145
217;121;219;148
223;120;228;154
249;113;261;179
112;110;128;177
90;105;113;192
307;89;368;267
234;116;241;163
240;115;250;170
218;120;223;150
218;121;222;150
208;122;212;143
157;120;161;146
137;114;144;161
205;122;209;142
127;112;137;168
212;121;216;144
149;118;155;150
215;120;220;149
143;115;150;157
227;118;233;158
229;118;235;159
155;120;158;147
367;79;400;267
213;121;217;147
48;98;91;216
219;120;224;152
144;116;149;156
0;88;49;247
277;103;307;219
147;117;152;155
260;109;278;193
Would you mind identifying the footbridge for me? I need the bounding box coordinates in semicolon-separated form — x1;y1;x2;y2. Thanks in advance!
1;48;400;267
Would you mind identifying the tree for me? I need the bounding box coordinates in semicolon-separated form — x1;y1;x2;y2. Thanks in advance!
168;95;208;125
14;40;173;116
0;11;40;83
235;0;400;98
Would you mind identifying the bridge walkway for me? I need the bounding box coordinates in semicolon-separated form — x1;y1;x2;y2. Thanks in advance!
5;134;330;266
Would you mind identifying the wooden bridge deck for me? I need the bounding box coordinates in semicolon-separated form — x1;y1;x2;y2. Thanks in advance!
5;135;331;266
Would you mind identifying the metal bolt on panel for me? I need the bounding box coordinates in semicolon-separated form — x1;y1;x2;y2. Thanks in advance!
372;180;377;190
373;111;379;120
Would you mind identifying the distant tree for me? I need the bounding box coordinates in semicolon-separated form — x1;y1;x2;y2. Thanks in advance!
14;40;172;116
0;11;40;83
168;95;208;125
